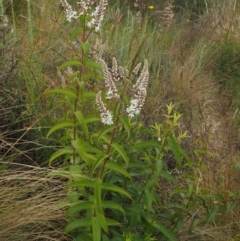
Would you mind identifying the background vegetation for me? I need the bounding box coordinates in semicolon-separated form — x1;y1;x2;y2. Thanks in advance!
0;0;240;240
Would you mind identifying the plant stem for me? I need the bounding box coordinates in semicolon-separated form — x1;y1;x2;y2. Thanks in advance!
99;79;131;179
72;19;86;166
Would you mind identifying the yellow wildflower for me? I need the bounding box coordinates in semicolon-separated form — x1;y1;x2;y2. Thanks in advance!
148;5;154;10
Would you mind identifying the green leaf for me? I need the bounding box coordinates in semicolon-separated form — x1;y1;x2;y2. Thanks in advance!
102;201;125;216
224;200;236;214
85;115;101;124
100;135;129;166
95;126;115;147
47;120;75;138
145;189;154;212
58;60;82;70
68;179;95;188
156;159;164;175
192;195;207;207
168;136;182;168
171;218;183;233
97;213;108;234
101;182;132;200
179;147;191;165
86;61;102;70
188;214;200;233
71;139;98;166
131;140;160;151
102;234;111;241
126;206;141;229
48;168;87;180
202;205;219;224
67;190;80;203
82;92;96;99
74;111;89;140
49;147;73;166
111;142;129;166
81;41;90;64
65;217;91;233
206;193;224;200
143;214;177;241
105;162;131;179
75;234;92;241
106;218;121;226
69;164;82;174
70;27;82;41
92;216;101;241
91;155;108;177
94;178;104;214
66;201;94;215
160;171;177;186
119;116;131;139
45;88;77;98
165;203;186;212
69;163;86;179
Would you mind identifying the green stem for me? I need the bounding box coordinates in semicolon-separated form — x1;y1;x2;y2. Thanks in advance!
72;18;86;166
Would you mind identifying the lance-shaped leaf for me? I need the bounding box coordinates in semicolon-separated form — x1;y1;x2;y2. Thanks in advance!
81;41;90;64
66;201;94;215
65;217;91;233
95;179;108;234
86;60;102;70
47;120;75;138
58;60;82;70
143;214;177;241
119;116;131;139
92;216;101;241
131;140;160;151
45;88;77;99
160;171;177;186
75;234;92;241
85;115;101;124
49;147;73;166
202;205;219;224
101;182;132;200
105;162;131;180
105;218;121;226
71;139;104;166
91;154;109;177
74;111;89;140
94;125;115;147
224;200;236;214
168;136;182;168
70;27;82;41
68;179;95;188
82;92;96;99
100;135;129;166
188;213;200;233
102;201;125;216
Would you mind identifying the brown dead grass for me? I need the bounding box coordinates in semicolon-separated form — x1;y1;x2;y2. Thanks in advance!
0;163;70;241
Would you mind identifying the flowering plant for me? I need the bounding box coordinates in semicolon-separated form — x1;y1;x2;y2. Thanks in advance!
45;1;204;241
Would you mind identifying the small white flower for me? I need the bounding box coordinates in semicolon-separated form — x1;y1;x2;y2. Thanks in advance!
101;110;113;125
58;71;66;88
96;91;113;125
60;0;78;22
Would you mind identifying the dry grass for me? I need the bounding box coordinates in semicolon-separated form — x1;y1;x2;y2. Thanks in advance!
0;163;70;241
